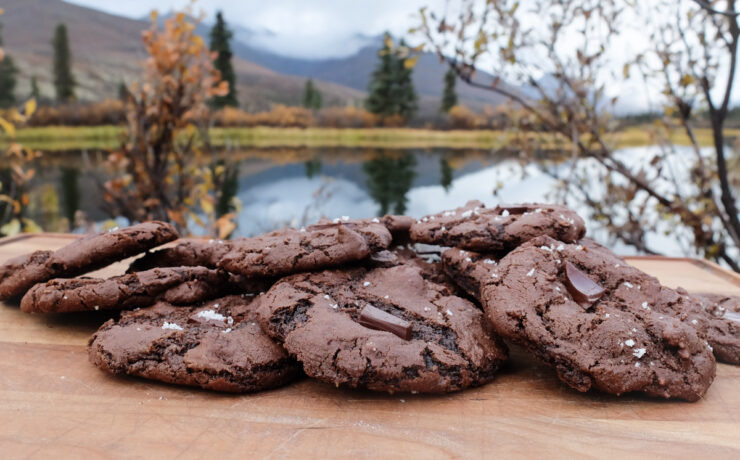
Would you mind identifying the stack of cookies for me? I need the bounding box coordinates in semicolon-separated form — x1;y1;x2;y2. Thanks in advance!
1;201;738;401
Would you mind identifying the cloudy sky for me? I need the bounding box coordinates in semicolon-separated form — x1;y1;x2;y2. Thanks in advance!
66;0;442;59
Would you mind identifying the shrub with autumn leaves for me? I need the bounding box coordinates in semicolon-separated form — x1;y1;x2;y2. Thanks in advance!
0;8;41;236
100;10;237;238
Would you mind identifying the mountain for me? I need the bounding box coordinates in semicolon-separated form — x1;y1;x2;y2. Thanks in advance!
230;35;509;114
0;0;507;116
0;0;363;109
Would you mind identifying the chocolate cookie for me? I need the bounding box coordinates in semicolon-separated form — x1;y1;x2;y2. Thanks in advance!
258;257;507;394
218;220;392;278
692;293;740;364
410;201;585;252
443;236;716;401
0;221;178;300
88;295;300;392
128;239;230;272
20;266;261;314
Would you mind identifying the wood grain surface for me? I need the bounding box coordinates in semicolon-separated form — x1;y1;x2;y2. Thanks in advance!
1;234;739;459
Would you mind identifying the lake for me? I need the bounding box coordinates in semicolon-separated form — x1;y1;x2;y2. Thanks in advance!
10;144;734;260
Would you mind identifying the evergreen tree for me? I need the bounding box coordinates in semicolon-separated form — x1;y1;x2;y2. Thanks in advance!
0;24;18;108
363;151;417;215
52;23;76;102
365;33;417;121
30;76;40;100
440;67;458;113
394;39;418;120
118;81;127;101
209;11;238;108
302;79;322;110
440;157;454;191
61;168;80;224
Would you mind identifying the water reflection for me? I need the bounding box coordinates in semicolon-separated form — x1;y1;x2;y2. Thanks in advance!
439;157;453;191
362;152;417;215
19;147;501;235
61;167;80;223
215;160;239;217
304;157;322;179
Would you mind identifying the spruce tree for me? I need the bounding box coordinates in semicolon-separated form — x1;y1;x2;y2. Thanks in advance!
209;11;238;108
30;76;40;100
440;67;458;113
394;39;418;120
0;24;18;108
52;23;76;102
365;33;396;118
118;81;127;101
365;33;418;121
363;152;417;215
302;79;322;110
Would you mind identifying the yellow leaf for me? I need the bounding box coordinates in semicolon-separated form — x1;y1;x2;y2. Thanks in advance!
0;116;15;137
404;55;419;69
622;63;630;79
25;99;37;117
217;215;236;240
21;218;42;233
150;10;158;22
188;211;205;227
679;73;695;87
101;220;119;231
0;219;21;236
200;198;214;215
190;35;204;47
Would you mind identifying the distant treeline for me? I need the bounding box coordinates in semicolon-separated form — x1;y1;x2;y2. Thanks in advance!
14;100;544;131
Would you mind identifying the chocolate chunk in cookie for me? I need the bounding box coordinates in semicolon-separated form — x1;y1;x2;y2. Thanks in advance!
0;221;178;300
88;295;300;392
218;221;392;278
443;236;716;401
410;201;585;252
692;293;740;364
20;266;260;314
258;256;507;394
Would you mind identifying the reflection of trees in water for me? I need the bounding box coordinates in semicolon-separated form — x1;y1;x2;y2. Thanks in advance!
215;161;240;218
440;157;454;192
304;157;322;178
363;151;417;215
61;167;79;223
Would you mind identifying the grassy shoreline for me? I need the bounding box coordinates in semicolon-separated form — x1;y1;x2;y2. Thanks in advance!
3;125;739;151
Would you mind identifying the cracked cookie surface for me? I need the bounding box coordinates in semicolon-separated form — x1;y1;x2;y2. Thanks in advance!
88;295;299;392
0;221;178;300
258;255;507;394
692;293;740;364
218;220;392;278
443;236;716;401
20;266;260;313
128;239;232;272
130;216;409;276
410;201;585;252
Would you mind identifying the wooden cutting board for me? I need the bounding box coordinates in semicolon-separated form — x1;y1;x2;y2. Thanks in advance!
1;234;739;459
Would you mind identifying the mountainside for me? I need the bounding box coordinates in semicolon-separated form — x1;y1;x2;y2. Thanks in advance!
232;36;509;113
0;0;363;109
0;0;507;116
